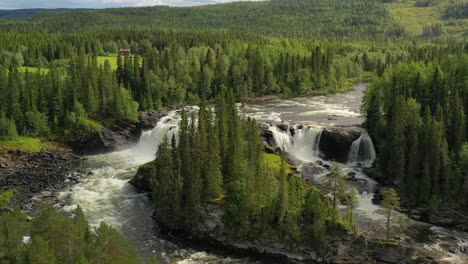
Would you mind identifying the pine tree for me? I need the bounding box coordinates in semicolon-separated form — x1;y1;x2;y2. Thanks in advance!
324;163;347;221
152;135;181;223
91;222;141;264
375;188;400;240
28;235;56;264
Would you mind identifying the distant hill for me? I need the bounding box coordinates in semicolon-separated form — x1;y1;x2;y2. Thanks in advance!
0;0;405;38
0;8;88;19
0;0;465;38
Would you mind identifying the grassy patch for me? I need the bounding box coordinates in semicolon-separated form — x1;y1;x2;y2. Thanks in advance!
0;137;59;153
262;152;294;173
97;54;118;70
18;66;49;73
385;0;468;36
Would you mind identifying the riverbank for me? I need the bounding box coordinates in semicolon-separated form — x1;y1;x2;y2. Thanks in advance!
0;148;82;212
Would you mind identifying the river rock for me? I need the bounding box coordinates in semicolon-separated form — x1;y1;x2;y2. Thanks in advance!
318;126;362;162
0;150;81;211
261;128;276;148
139;110;168;130
69;121;142;154
130;161;155;192
300;162;325;184
277;124;289;132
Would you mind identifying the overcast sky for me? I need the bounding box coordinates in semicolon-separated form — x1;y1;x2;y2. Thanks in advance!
0;0;251;9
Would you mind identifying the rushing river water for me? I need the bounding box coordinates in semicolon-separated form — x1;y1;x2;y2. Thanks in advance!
57;84;468;263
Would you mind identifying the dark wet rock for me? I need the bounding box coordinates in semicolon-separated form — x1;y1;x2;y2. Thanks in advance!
277;124;288;132
70;110;169;155
370;242;411;263
289;127;295;136
363;167;394;186
347;171;356;178
69;121;141;155
130;161;155;192
346;177;370;194
323;164;331;170
139;110;168;130
262;128;276;148
318;126;362;162
0;150;81;211
300;163;325;184
315;160;323;166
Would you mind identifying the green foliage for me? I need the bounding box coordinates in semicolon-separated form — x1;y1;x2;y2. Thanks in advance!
0;113;18;140
374;188;400;240
364;55;468;209
0;206;140;264
324;163;347;219
0;189;15;210
63;102;100;142
93;222;141;264
0;137;54;153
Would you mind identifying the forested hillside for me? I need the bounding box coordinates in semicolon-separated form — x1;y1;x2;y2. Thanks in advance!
1;0;466;38
0;0;405;38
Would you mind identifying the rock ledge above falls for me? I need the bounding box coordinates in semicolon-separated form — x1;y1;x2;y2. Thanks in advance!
69;110;168;155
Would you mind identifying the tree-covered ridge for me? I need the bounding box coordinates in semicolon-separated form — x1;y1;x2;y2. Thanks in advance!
0;206;144;264
146;94;356;247
0;0;404;38
364;54;468;209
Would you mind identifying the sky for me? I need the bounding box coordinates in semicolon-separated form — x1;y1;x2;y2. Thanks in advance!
0;0;250;9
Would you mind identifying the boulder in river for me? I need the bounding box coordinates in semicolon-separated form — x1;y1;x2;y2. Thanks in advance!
300;162;326;184
130;161;155;192
318;126;362;162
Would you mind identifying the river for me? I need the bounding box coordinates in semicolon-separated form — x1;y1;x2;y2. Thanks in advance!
57;84;468;263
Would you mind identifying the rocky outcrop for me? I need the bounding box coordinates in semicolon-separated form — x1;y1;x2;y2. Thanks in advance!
318;126;362;162
70;110;167;155
129;161;155;192
69;121;142;154
139;110;169;130
300;162;326;185
406;207;468;232
0;150;81;210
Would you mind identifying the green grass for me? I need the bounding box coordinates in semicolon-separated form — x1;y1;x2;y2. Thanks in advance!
262;152;293;173
18;66;49;73
97;54;118;70
385;0;468;37
0;137;57;153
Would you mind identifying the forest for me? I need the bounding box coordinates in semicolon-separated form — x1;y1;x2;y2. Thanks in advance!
0;0;467;263
145;93;356;246
364;54;468;209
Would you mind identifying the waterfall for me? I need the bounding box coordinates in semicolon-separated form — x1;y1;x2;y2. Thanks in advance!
314;129;323;157
347;130;376;168
268;124;320;162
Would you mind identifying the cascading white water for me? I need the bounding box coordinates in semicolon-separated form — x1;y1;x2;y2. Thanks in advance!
268;124;320;162
347;130;376;168
314;129;323;157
